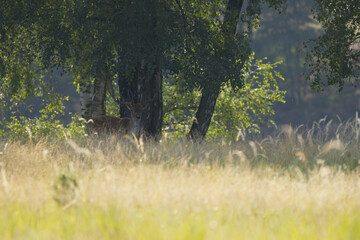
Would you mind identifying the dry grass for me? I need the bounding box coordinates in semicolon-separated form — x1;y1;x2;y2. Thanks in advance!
0;118;359;239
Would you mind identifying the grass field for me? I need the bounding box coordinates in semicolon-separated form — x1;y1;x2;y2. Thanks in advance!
0;120;359;239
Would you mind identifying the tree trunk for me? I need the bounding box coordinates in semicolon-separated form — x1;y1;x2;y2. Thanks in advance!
117;60;162;140
91;70;108;118
79;81;93;120
188;86;220;140
141;61;163;140
224;0;245;33
188;0;245;141
118;70;138;118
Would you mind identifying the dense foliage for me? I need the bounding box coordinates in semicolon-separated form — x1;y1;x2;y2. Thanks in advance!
164;54;285;141
1;0;249;99
0;0;289;140
306;0;360;91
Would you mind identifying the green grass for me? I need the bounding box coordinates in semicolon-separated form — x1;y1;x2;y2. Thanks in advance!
0;202;359;239
0;120;360;239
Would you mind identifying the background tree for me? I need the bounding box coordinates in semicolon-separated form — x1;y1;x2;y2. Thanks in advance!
1;0;180;138
186;0;287;140
0;0;71;130
250;0;360;127
251;0;323;125
164;54;285;142
306;0;360;91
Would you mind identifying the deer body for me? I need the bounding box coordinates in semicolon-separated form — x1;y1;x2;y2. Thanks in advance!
89;103;143;137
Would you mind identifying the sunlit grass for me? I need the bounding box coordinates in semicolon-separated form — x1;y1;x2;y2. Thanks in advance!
0;202;359;240
0;118;359;239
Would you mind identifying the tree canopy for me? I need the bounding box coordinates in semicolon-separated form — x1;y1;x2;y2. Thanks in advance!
1;0;249;93
3;0;356;140
306;0;360;91
1;0;286;138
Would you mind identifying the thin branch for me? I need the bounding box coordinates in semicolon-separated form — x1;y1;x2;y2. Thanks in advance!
174;0;198;49
166;105;198;113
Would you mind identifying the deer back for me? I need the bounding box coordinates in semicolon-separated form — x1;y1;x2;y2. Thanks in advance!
90;116;132;135
89;103;144;136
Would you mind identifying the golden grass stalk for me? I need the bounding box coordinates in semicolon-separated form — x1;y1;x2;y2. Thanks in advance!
0;118;359;239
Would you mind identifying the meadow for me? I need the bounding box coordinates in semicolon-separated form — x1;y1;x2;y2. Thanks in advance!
0;119;359;239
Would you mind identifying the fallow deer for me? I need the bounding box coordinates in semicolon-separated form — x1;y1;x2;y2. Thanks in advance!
89;103;144;137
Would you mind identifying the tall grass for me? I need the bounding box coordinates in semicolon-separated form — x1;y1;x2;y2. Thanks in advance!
0;118;359;239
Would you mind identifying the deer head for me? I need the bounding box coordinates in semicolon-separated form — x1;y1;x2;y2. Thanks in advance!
124;102;144;136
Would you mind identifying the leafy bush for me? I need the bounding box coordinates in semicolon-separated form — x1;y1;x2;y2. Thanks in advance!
2;114;88;142
163;54;286;141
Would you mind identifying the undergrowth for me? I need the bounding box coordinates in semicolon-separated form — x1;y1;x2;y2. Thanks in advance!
0;117;359;239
